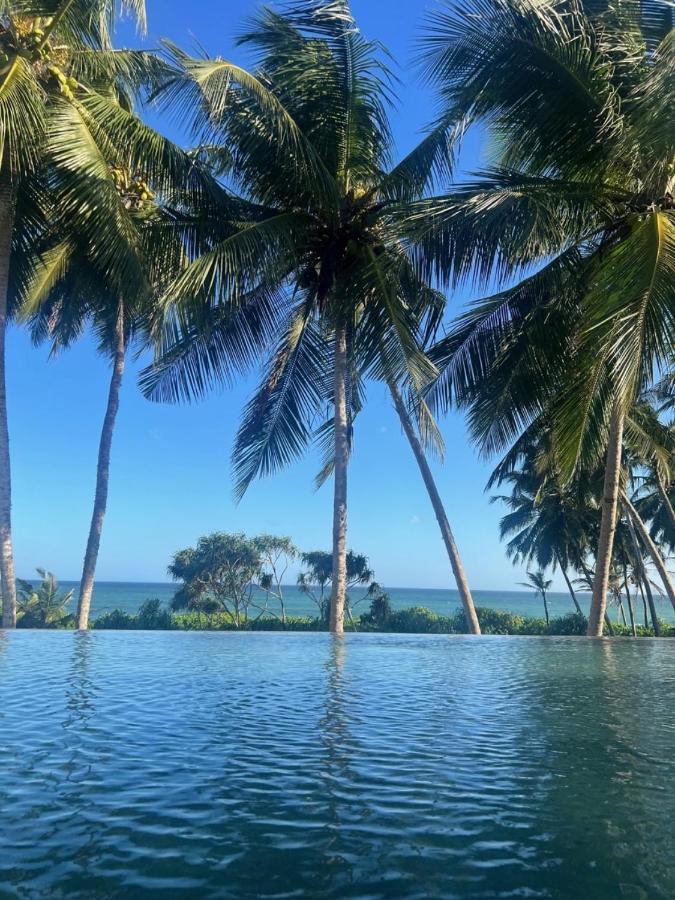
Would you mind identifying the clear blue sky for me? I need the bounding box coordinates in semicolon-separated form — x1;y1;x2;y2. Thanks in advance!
7;0;561;591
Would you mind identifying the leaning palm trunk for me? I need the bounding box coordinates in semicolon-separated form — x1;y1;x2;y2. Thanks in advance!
329;326;349;636
0;165;17;628
77;307;126;629
656;474;675;534
622;491;675;613
388;379;481;634
622;563;637;637
625;510;661;635
589;401;625;636
557;555;584;616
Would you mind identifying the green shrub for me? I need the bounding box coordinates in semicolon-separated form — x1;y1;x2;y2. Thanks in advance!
546;613;588;635
136;598;173;630
91;603;674;637
385;606;453;633
171;610;238;630
248;616;322;631
93;609;136;629
360;591;393;627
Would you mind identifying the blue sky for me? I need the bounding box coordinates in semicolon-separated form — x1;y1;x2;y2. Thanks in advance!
7;0;562;591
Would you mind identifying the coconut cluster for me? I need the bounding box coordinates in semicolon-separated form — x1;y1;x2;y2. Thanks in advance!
0;17;52;70
110;167;156;212
0;16;80;101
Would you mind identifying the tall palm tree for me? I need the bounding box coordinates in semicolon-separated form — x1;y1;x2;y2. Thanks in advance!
19;165;190;629
519;569;553;624
414;0;674;636
141;1;476;635
0;2;152;625
1;2;212;627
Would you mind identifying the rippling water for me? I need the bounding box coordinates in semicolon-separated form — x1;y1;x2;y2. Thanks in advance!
0;632;673;898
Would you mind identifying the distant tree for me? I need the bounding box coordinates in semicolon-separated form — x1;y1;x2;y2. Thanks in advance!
251;535;297;624
519;569;553;625
168;532;298;626
169;533;262;626
364;589;393;627
17;569;73;628
297;550;383;626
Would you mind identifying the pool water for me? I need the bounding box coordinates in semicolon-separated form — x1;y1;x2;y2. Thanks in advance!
0;631;673;898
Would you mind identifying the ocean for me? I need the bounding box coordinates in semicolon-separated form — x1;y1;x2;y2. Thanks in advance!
37;580;675;624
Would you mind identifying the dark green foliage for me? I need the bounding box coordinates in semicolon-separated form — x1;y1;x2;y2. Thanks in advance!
136;598;172;630
90;603;674;636
16;570;74;628
364;590;393;626
171;612;324;632
92;608;136;629
385;606;450;633
421;0;675;480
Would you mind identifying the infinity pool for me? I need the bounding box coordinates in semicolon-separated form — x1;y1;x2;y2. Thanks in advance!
0;632;672;898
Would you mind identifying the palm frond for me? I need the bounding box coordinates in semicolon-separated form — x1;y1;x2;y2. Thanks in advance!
232;304;330;501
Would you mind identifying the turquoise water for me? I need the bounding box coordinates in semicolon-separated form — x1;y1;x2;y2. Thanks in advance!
0;631;672;897
42;580;675;623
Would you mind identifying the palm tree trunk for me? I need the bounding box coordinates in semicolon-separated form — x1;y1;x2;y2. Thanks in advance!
656;473;675;534
557;555;583;616
580;559;613;634
622;562;636;637
641;575;660;635
618;601;627;626
329;326;348;636
588;401;625;636
77;307;126;630
622;491;675;613
625;510;660;635
542;591;550;625
387;379;481;635
637;578;648;628
0;164;17;629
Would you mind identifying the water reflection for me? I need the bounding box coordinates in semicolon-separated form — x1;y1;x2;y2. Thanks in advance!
521;639;675;898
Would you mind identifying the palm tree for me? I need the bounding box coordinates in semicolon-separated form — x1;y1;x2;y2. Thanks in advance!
20;163;190;629
2;3;213;628
519;569;553;624
490;422;598;617
387;378;480;633
414;0;674;636
16;568;73;628
0;1;201;626
141;2;476;635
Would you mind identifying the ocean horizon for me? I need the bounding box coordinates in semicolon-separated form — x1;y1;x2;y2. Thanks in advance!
24;579;675;624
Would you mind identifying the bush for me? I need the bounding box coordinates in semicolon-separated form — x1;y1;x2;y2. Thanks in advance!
136;598;173;630
546;612;588;635
93;608;136;629
361;591;393;627
91;603;675;637
385;606;453;633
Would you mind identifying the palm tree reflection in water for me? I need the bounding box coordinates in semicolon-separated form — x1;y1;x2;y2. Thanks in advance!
319;637;357;879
